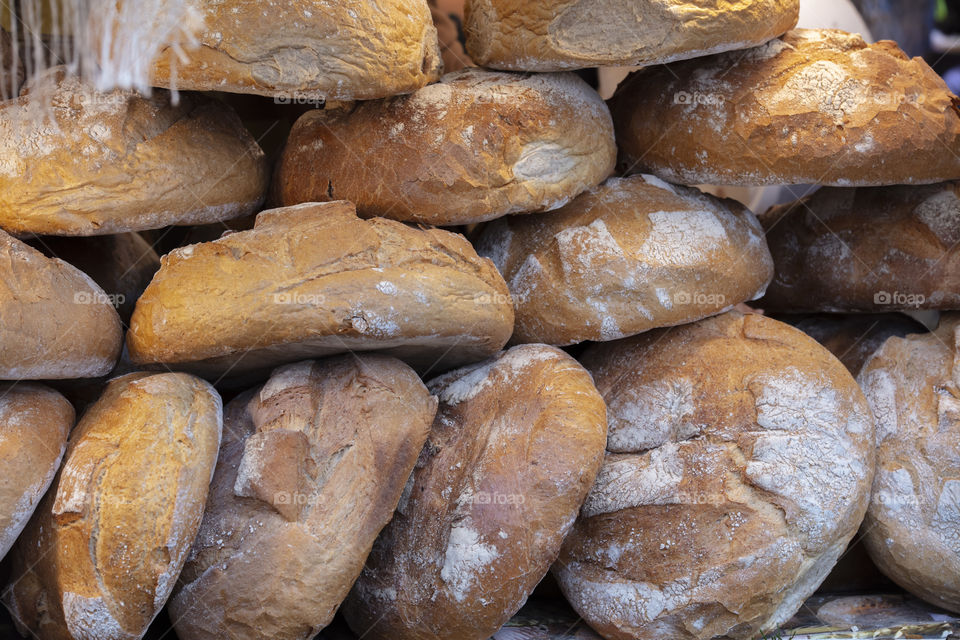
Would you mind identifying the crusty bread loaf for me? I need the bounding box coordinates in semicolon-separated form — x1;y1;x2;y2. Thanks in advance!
464;0;798;72
150;0;441;101
611;30;960;186
431;0;472;72
475;175;773;345
786;313;928;375
2;372;222;640
0;383;73;561
343;344;607;640
0;68;267;236
759;182;960;312
557;312;875;640
29;233;160;325
275;69;616;226
169;356;437;640
0;229;122;379
128;201;514;377
858;313;960;613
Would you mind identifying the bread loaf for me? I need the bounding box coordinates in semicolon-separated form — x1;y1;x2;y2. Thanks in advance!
858;313;960;613
611;30;960;186
0;68;268;236
169;356;437;640
275;69;616;226
0;229;122;379
475;175;773;345
2;372;222;640
343;344;608;640
150;0;441;101
464;0;798;72
557;312;875;640
127;201;514;377
759;182;960;312
0;383;73;561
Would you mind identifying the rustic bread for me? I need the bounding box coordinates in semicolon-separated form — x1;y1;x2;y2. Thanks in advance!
611;30;960;186
475;175;773;345
431;0;472;72
0;68;267;236
275;69;616;226
0;383;73;561
343;344;608;640
759;182;960;312
0;229;122;379
464;0;798;72
858;313;960;613
2;372;222;640
169;356;437;640
150;0;441;101
127;201;514;378
29;233;161;325
558;312;875;640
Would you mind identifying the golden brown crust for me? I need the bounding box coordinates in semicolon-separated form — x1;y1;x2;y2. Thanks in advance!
476;175;773;345
464;0;798;71
558;312;875;640
170;356;436;640
611;30;960;186
275;69;616;226
759;182;960;312
0;229;123;379
858;314;960;613
2;372;222;640
127;201;514;377
0;69;268;236
150;0;441;101
343;344;608;640
0;383;73;560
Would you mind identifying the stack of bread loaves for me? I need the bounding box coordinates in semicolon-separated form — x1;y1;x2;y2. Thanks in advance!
0;1;957;640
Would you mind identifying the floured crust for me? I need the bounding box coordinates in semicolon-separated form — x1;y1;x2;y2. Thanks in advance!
343;344;608;640
759;182;960;312
0;229;123;379
0;68;268;236
475;175;773;345
1;372;222;640
0;383;73;561
275;68;616;226
558;312;875;640
150;0;441;101
170;356;437;640
858;314;960;613
464;0;798;72
611;29;960;186
127;201;515;377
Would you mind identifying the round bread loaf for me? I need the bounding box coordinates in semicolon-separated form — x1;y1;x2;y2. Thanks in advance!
2;372;222;640
150;0;441;101
858;314;960;613
557;312;875;640
342;344;608;640
169;356;437;640
0;229;122;379
759;182;960;312
475;175;773;345
127;201;514;378
611;30;960;186
0;68;268;236
464;0;798;72
275;69;616;226
0;383;73;561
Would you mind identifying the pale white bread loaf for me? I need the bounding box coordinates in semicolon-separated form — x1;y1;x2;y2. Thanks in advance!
342;344;608;640
557;312;875;640
858;313;960;613
275;68;616;226
464;0;799;71
475;174;773;345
